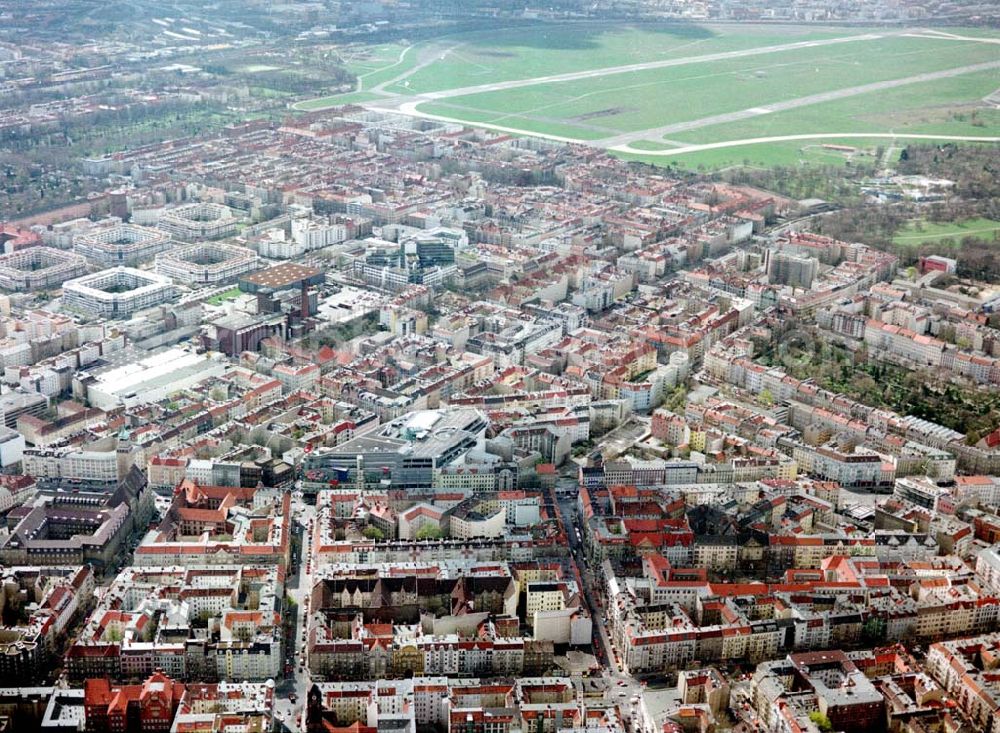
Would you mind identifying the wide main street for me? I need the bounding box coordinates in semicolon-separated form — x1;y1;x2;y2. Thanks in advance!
553;476;648;721
275;489;317;732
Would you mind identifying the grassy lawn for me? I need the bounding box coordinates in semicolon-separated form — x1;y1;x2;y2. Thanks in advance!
617;137;885;169
664;69;1000;144
295;24;873;112
351;44;423;90
294;91;382;110
206;287;241;305
892;218;1000;247
389;23;860;95
250;87;295;99
653;135;997;172
293;22;999;169
292;42;420;108
417;101;609;140
412;34;999;140
341;43;412;75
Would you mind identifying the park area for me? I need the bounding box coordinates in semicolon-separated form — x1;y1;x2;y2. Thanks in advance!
892;218;1000;248
294;22;1000;169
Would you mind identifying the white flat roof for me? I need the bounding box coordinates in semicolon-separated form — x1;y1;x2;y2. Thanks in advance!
92;348;207;395
406;411;442;432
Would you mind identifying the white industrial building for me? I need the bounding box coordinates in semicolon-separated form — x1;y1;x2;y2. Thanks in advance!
0;426;25;471
78;347;230;409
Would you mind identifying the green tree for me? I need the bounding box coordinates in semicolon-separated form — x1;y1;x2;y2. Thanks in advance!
861;615;886;642
362;526;385;541
415;525;444;540
664;385;688;412
808;712;833;732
